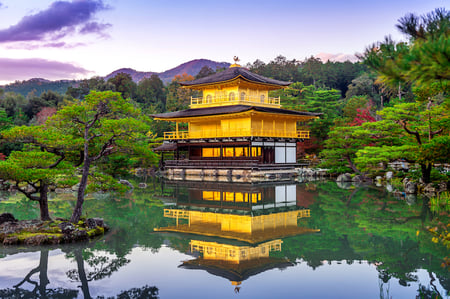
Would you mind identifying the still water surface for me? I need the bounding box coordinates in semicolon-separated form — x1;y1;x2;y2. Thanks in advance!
0;180;448;298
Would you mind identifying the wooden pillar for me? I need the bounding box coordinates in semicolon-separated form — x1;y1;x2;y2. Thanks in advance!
176;122;179;138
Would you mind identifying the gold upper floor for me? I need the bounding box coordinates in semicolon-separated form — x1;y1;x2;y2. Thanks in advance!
190;84;281;109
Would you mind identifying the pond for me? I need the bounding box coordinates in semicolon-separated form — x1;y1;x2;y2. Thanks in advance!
0;180;448;298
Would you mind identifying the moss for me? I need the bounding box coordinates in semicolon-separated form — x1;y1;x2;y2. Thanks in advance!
86;227;105;237
9;232;64;242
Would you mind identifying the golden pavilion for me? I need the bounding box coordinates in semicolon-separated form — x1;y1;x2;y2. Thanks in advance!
152;61;320;181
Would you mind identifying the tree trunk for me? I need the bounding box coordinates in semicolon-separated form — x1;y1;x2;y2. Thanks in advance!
421;163;432;184
74;248;92;299
70;159;91;223
38;249;50;297
345;155;361;174
39;183;51;221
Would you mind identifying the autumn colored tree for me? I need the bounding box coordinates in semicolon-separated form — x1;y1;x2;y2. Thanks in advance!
35;107;57;125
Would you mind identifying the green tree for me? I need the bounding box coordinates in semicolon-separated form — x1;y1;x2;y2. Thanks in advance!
107;73;137;100
66;77;115;100
355;102;450;182
47;91;157;223
136;74;166;111
0;92;27;122
0;126;76;220
362;8;449;100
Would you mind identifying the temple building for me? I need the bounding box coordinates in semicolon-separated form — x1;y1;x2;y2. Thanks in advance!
152;60;320;181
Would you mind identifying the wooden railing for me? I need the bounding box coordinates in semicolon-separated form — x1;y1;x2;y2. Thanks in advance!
190;95;281;108
163;129;310;140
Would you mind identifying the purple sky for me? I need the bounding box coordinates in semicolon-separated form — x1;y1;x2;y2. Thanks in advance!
0;0;447;84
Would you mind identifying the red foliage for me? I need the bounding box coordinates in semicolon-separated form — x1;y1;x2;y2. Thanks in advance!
297;136;321;157
36;107;57;125
0;153;5;161
349;107;376;126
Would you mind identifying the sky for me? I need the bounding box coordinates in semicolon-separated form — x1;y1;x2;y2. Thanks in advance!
0;0;447;85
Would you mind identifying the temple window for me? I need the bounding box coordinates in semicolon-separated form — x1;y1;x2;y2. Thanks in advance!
240;92;246;101
260;94;265;103
229;92;235;101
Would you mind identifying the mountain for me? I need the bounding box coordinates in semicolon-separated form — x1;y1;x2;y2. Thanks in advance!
314;53;359;63
104;59;230;84
1;78;77;97
104;68;156;82
1;59;230;96
158;59;230;83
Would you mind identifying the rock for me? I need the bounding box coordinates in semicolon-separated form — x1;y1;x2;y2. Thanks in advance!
423;183;436;194
336;173;352;182
86;218;104;229
73;229;88;241
405;194;417;205
71;183;80;192
438;182;448;192
58;222;75;235
138;183;147;188
0;213;17;225
336;181;352;189
405;181;417;194
352;175;365;182
119;179;134;189
385;171;393;180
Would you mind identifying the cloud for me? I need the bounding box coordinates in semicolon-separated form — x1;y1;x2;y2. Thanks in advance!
0;58;91;82
79;21;112;37
6;41;86;50
0;0;111;44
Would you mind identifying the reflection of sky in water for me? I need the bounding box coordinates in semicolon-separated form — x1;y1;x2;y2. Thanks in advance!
0;246;446;298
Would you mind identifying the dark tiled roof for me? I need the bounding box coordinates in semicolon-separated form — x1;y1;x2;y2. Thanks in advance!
180;67;291;87
152;105;321;119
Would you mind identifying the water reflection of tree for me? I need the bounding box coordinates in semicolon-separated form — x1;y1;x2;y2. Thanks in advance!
65;246;130;298
281;182;449;293
0;245;160;298
0;248;79;298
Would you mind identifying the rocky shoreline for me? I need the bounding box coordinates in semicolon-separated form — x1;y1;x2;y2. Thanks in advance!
0;213;108;246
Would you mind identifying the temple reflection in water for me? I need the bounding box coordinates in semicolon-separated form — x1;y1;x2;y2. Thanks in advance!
155;181;319;289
